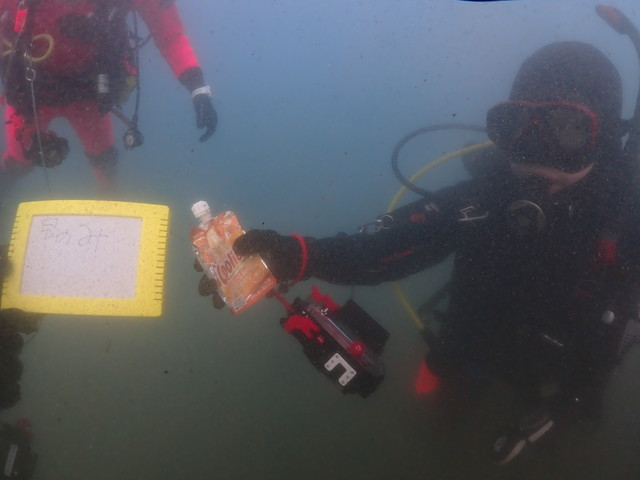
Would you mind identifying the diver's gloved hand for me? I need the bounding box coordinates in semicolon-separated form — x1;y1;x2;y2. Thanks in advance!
0;245;44;333
199;275;226;309
233;230;306;283
193;230;307;310
25;132;70;168
0;322;26;411
179;67;217;142
193;93;217;142
0;246;42;412
193;260;226;310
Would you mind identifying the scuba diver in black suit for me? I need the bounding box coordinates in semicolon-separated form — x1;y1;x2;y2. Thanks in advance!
197;5;640;467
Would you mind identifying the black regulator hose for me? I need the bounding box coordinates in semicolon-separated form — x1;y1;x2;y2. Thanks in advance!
391;124;486;198
596;5;640;171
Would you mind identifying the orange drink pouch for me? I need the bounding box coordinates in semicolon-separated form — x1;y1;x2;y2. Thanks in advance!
191;201;276;314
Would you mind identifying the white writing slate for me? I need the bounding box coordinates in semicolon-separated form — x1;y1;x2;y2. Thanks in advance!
2;200;170;317
22;215;142;298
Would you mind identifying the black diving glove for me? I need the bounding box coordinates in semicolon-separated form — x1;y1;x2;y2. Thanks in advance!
0;245;42;412
179;67;217;142
194;230;306;310
0;244;43;333
233;230;306;284
193;93;217;142
195;266;227;310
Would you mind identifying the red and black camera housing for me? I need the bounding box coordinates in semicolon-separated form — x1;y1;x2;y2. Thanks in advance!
281;286;390;398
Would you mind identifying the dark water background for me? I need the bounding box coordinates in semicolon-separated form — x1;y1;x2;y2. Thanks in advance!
2;1;640;478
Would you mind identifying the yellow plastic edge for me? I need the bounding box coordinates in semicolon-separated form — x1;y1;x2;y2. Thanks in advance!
1;200;170;317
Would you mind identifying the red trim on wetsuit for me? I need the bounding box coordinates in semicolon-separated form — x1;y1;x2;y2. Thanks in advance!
379;243;433;265
289;234;308;286
594;238;617;269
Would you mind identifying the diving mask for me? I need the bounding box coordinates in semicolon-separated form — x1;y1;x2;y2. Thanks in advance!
487;101;600;173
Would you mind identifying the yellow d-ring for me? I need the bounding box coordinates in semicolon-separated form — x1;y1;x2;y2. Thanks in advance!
28;34;54;63
0;34;54;63
1;38;14;57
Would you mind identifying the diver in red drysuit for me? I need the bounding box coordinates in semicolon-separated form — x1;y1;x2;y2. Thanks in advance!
0;0;217;189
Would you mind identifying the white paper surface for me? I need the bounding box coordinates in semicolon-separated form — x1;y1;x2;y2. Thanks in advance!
21;215;142;298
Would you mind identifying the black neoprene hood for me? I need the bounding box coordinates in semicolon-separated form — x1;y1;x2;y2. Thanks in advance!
509;41;623;148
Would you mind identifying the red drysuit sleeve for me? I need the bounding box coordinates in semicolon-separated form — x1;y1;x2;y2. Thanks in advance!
133;0;201;77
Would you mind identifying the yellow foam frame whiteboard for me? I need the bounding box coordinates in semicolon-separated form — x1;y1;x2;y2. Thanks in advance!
1;200;170;317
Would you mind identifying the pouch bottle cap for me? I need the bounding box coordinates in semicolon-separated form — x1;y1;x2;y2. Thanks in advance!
191;201;212;221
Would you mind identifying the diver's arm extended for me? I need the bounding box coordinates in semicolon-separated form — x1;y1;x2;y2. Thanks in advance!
133;0;216;141
303;220;458;285
307;184;472;284
234;183;471;286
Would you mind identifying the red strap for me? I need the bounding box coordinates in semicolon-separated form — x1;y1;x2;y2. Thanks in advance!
14;8;27;33
289;234;308;286
311;285;340;312
282;314;320;339
270;289;293;312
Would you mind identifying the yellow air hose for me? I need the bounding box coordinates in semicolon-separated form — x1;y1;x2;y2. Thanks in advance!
386;140;494;330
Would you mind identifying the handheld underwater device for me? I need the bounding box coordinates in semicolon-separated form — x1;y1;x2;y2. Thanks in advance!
111;109;144;150
0;420;36;480
280;286;389;398
123;126;144;150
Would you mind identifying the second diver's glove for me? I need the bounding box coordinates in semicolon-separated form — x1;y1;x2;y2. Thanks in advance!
25;131;70;168
179;67;217;142
196;268;226;310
